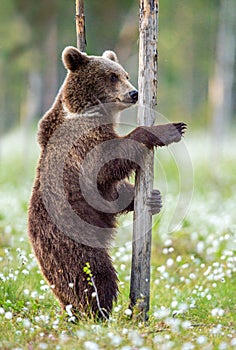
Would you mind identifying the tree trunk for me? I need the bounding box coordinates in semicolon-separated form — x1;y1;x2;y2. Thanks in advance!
130;0;159;321
76;0;86;51
210;0;236;150
42;16;58;113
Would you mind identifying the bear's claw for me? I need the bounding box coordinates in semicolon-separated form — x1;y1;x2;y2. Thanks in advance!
173;122;187;139
159;122;187;145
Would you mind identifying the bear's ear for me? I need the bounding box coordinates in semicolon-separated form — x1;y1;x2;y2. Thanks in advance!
62;46;88;71
102;50;119;63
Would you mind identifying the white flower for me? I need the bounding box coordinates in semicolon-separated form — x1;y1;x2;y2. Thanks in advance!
182;320;191;329
0;307;5;314
113;305;121;313
0;274;6;282
23;319;31;328
76;330;87;338
196;336;207;344
65;304;73;317
68;283;74;288
196;241;205;254
5;311;13;320
154;307;170;319
157;265;166;273
111;335;122;347
31;291;38;298
60;331;69;341
176;256;182;262
211;308;224;317
162;248;169;255
120;264;126;271
171;300;178;308
181;263;189;269
178;303;188;312
128;330;143;346
182;342;194;350
164;239;172;246
166;318;181;332
166;258;174;267
189;273;196;280
124;308;132;316
211;324;223;335
84;341;99;350
231;338;236;346
219;342;228;350
40;285;49;291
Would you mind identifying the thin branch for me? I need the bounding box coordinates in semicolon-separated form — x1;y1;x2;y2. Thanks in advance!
91;277;109;321
75;0;87;51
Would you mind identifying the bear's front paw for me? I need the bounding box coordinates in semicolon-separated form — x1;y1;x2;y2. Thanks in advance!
171;122;187;143
156;122;187;146
146;189;162;215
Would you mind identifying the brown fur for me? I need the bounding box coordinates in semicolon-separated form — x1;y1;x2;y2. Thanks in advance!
28;46;186;318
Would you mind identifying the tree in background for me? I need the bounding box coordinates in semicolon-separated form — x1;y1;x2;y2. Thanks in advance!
0;0;235;134
210;0;236;147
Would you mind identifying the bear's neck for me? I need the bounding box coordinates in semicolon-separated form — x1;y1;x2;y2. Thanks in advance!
38;93;117;149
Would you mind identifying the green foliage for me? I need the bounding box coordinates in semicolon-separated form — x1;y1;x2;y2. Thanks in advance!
83;262;93;286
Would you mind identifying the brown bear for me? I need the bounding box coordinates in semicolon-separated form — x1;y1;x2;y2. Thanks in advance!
28;46;186;319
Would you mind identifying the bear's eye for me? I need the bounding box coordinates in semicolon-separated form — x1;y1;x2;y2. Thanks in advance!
110;73;119;83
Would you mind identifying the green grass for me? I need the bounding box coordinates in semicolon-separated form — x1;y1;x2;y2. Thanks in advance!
0;128;235;350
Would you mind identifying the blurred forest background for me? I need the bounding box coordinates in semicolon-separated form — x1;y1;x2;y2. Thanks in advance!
0;3;236;347
0;0;235;138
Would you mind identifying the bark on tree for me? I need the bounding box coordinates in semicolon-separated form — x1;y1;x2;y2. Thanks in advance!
75;0;87;52
130;0;159;321
210;0;236;149
42;17;58;113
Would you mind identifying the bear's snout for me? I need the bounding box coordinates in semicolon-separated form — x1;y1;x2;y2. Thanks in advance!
129;90;138;103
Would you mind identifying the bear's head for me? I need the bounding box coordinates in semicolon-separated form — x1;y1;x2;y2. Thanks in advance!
61;46;138;114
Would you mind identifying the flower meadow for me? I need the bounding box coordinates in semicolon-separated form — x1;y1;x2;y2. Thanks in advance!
0;129;235;350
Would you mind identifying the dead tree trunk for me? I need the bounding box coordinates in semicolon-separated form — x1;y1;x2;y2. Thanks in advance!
210;0;236;151
130;0;159;321
75;0;87;51
42;17;58;113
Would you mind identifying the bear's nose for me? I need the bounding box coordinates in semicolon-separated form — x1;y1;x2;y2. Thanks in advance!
129;90;138;103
